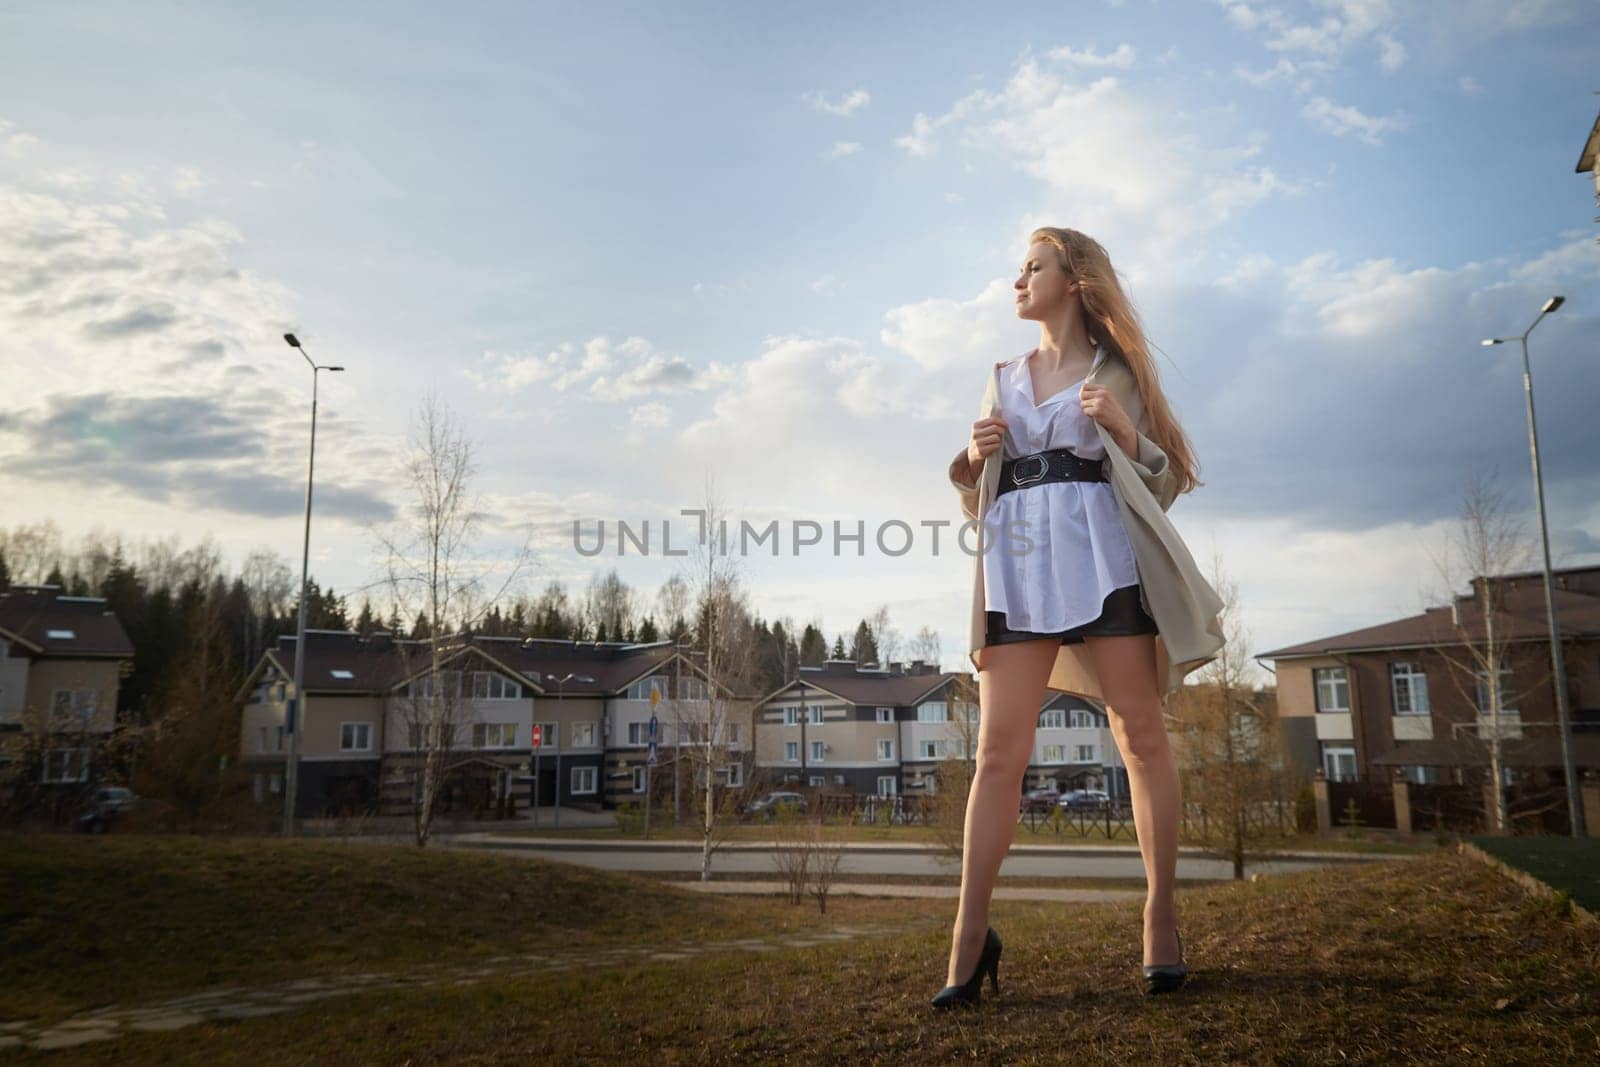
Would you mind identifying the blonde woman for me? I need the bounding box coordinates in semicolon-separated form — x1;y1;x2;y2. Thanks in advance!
932;227;1225;1008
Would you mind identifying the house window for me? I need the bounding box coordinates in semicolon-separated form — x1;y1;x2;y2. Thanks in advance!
810;740;825;762
626;677;665;702
809;706;823;725
258;726;268;754
877;739;894;760
1039;709;1065;730
329;669;355;680
571;766;596;794
532;722;555;747
1321;743;1357;782
627;722;646;745
339;723;372;752
632;766;646;792
956;701;979;723
726;723;741;744
1043;744;1064;762
917;701;949;723
46;628;76;640
782;706;800;726
1314;667;1350;713
724;763;743;787
1474;668;1518;715
876;706;893;723
407;671;462;700
919;740;946;760
42;748;89;783
808;775;825;787
571;722;596;747
269;773;283;794
877;775;897;796
675;676;707;700
1075;744;1096;762
1070;708;1094;728
1390;662;1430;714
784;741;799;761
275;726;285;752
472;723;517;749
1402;764;1439;785
471;672;522;700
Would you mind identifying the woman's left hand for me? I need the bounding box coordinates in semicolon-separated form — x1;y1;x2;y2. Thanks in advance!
1078;383;1133;440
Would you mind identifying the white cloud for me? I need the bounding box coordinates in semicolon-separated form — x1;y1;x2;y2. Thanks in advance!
1301;95;1408;144
802;88;871;117
467;335;734;401
1046;43;1137;69
1458;75;1484;95
823;140;861;159
1375;31;1407;70
810;273;839;295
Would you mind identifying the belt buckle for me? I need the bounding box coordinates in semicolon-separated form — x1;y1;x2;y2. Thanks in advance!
1010;454;1048;487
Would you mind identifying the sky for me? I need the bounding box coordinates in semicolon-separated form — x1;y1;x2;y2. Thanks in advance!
1;0;1597;685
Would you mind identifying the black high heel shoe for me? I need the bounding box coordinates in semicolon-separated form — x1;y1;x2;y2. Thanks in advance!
1142;927;1187;995
931;926;1001;1009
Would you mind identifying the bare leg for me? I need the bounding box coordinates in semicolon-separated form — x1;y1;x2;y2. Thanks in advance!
1084;632;1181;968
946;638;1058;986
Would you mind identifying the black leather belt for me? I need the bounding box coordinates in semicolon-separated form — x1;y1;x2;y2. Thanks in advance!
995;447;1109;498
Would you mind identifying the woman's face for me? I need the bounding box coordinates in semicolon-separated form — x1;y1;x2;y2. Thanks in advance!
1014;240;1077;321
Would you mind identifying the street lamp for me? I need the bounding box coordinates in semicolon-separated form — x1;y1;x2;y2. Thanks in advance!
281;332;344;837
542;671;574;830
1481;295;1584;836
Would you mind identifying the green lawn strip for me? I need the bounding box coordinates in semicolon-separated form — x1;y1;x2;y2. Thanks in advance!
25;848;1599;1066
1464;835;1600;915
628;870;1161;891
0;834;929;1024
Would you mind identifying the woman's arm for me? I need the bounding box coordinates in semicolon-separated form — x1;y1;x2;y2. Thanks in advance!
948;446;980;522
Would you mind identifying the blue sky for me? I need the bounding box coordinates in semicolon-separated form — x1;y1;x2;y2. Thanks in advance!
2;1;1597;679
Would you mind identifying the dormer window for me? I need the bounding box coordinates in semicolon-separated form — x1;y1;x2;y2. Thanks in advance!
330;669;355;680
47;629;76;640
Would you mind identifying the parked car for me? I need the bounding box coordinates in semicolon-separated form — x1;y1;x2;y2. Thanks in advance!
77;786;139;833
1057;789;1112;811
1019;788;1062;814
746;791;808;820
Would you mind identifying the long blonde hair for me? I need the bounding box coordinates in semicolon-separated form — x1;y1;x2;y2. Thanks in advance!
1028;226;1200;498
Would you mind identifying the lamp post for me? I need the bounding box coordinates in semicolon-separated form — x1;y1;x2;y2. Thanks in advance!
545;671;573;830
1481;295;1584;836
281;332;344;837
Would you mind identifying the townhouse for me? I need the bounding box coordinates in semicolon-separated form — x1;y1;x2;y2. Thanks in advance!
753;658;1129;800
1257;565;1600;788
235;630;739;818
0;584;134;786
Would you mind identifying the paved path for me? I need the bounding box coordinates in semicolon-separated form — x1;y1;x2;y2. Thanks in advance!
0;920;936;1053
445;834;1412;882
676;880;1144;902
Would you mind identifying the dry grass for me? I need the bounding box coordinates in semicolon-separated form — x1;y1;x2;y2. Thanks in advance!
6;835;1597;1064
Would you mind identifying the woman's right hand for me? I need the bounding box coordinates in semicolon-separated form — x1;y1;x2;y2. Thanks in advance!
966;415;1008;475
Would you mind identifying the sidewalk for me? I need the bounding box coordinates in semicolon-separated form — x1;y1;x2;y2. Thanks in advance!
452;832;1418;863
671;880;1144;902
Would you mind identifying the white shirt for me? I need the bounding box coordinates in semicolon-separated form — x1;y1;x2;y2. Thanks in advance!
982;342;1141;631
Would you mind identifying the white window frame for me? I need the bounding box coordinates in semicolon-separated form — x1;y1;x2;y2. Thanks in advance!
42;747;89;783
810;739;825;762
1474;668;1518;715
808;706;823;725
877;775;897;796
471;671;522;701
782;706;800;726
675;675;707;700
784;740;799;762
1390;662;1430;714
571;765;596;794
627;721;646;745
632;766;646;792
626;677;665;702
876;706;893;723
1070;708;1094;728
724;762;743;787
1039;709;1066;730
1321;743;1357;782
532;722;556;748
1043;744;1064;762
918;739;946;760
877;738;895;761
726;722;741;744
1315;667;1351;712
808;775;825;788
1074;743;1096;762
472;722;518;749
339;722;372;752
571;721;596;747
917;701;949;723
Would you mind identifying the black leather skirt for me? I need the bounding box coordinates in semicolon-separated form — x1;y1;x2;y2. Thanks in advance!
984;583;1158;648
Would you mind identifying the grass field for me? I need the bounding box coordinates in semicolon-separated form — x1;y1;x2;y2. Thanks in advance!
5;833;1597;1064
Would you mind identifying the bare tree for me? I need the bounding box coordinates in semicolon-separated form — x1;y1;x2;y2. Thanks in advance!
656;573;691;638
866;604;901;665
240;548;295;666
376;391;532;847
1419;466;1541;834
928;674;981;865
909;625;942;665
586;567;635;639
1169;549;1289;878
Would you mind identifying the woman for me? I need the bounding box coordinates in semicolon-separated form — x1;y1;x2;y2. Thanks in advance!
931;227;1226;1008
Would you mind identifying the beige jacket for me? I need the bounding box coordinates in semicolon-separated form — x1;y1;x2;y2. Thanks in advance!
948;347;1225;702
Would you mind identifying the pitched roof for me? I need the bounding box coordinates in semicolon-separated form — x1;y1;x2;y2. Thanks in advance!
257;631;704;697
1257;578;1600;661
0;585;134;658
768;659;961;707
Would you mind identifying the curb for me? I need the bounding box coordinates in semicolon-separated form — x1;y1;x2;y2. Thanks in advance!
1456;840;1598;928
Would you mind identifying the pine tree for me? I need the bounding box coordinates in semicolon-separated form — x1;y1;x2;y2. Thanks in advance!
0;547;10;590
831;634;846;659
